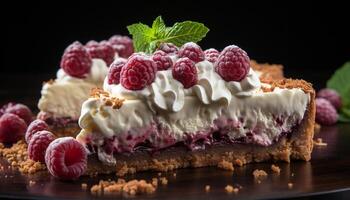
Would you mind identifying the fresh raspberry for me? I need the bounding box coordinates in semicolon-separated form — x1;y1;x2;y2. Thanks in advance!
4;103;33;125
151;50;173;70
215;45;250;82
45;137;87;180
157;43;179;54
25;119;50;143
0;113;27;144
28;130;56;162
107;58;127;84
85;40;115;65
316;98;338;125
317;88;342;110
204;48;220;63
0;102;15;117
120;54;157;90
60;41;92;78
109;35;134;58
172;57;197;88
178;42;205;63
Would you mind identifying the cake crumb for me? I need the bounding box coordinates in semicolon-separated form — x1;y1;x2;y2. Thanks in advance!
314;138;327;146
217;160;234;171
90;179;156;196
271;164;281;174
234;159;244;167
253;169;268;179
159;177;168;185
116;164;135;177
29;180;36;187
288;182;293;189
205;185;210;192
151;178;158;187
158;172;162;176
173;173;177;177
81;183;88;190
314;123;321;134
225;185;234;193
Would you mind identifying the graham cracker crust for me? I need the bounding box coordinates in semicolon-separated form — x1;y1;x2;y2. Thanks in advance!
250;60;284;80
85;79;315;176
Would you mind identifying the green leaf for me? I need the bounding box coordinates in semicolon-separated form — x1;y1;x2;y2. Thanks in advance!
327;61;350;122
162;21;209;46
127;16;209;53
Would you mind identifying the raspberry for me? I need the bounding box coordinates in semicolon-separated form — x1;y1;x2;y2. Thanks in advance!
60;41;92;78
85;40;115;65
157;43;179;54
215;45;250;82
109;35;134;58
4;103;33;125
204;48;220;63
151;50;173;70
316;98;338;125
107;58;127;84
0;113;27;144
45;137;87;180
0;102;15;117
178;42;205;63
120;54;157;90
25;119;50;143
28;130;56;162
172;57;197;88
317;88;342;110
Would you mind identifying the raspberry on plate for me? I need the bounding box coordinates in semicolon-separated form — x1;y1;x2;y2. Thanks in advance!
317;88;342;110
85;40;115;65
157;43;179;54
108;58;127;84
152;50;173;70
25;119;50;143
215;45;250;82
0;113;27;144
204;48;220;63
60;41;92;78
28;130;56;162
4;103;33;125
178;42;205;63
109;35;134;58
120;54;157;90
172;57;198;88
45;137;87;180
316;98;338;125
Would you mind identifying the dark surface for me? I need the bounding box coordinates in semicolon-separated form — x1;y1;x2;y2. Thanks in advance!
0;124;350;199
2;1;350;90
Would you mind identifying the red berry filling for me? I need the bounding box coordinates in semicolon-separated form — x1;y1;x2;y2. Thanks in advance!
172;57;198;88
215;45;250;82
60;41;92;78
120;54;157;90
28;130;56;162
45;137;87;180
178;42;205;63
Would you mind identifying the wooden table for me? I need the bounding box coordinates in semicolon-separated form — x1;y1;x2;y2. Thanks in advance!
0;123;349;199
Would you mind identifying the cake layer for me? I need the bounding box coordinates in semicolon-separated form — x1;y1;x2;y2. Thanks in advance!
85;92;315;175
38;58;108;119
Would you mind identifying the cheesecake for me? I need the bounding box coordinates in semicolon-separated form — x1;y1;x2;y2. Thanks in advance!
76;43;315;175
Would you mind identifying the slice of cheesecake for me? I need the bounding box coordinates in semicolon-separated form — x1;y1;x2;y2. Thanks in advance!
37;36;133;137
76;43;315;175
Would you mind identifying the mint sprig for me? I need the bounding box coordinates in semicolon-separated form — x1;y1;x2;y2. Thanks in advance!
127;16;209;53
327;61;350;122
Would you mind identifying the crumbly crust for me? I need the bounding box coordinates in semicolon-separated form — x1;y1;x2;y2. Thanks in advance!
84;78;315;176
250;60;284;80
51;125;81;138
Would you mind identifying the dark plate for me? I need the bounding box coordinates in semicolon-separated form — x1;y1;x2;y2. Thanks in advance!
0;124;350;199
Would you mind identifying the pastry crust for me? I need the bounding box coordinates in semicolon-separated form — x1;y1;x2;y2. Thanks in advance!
85;79;315;176
250;60;284;80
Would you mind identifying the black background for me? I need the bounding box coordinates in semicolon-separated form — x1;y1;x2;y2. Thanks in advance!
2;1;350;90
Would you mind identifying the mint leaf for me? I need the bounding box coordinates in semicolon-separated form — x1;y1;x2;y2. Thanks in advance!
162;21;209;46
327;61;350;122
127;16;209;53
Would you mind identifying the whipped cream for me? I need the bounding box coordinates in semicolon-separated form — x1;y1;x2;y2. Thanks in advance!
38;59;108;119
77;59;310;165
